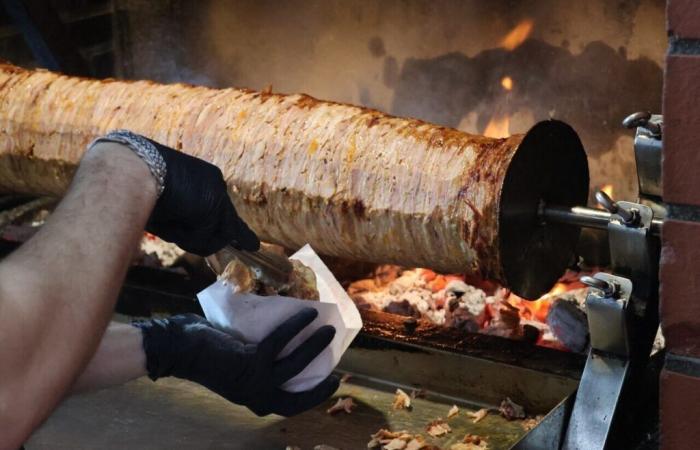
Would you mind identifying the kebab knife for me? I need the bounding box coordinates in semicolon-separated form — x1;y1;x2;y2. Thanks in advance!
206;245;294;291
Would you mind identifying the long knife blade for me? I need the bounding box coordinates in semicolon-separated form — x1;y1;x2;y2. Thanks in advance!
208;246;294;290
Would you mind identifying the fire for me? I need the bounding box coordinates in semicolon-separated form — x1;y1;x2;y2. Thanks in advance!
501;76;513;91
508;282;570;323
500;19;534;51
549;282;569;296
348;263;590;352
600;184;614;198
483;115;510;138
519;298;550;322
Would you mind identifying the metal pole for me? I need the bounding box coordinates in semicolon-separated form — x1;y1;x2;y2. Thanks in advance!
540;204;663;236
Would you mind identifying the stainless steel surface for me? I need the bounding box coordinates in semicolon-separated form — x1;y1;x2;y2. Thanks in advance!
499;120;590;299
512;395;575;450
27;332;582;450
540;204;663;236
27;376;531;450
562;273;634;450
608;201;656;296
338;338;580;414
585;274;633;356
562;352;630;450
632;114;663;199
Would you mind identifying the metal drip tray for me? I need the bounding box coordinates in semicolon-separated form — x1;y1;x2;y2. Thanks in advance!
29;325;583;450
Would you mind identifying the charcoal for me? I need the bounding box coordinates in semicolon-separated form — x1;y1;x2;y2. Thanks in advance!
384;299;421;318
547;298;589;352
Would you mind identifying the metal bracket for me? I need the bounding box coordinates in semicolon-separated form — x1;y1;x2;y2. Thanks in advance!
623;111;664;215
633;124;663;199
562;274;633;450
586;274;633;356
608;201;657;302
516;195;660;450
561;197;658;450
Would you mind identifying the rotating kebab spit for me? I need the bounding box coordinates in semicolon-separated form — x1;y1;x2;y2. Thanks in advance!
514;112;664;450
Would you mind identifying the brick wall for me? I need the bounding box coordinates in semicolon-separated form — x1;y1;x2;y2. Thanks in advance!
661;1;700;448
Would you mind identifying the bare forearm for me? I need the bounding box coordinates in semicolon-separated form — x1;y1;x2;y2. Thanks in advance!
0;143;156;447
71;322;147;393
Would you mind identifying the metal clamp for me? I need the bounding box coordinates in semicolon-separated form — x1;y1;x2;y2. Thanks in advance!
595;191;639;226
622;111;661;137
581;275;616;297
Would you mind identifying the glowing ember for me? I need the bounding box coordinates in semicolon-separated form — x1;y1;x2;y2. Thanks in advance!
483;115;510;138
500;19;534;51
501;76;513;91
347;265;590;352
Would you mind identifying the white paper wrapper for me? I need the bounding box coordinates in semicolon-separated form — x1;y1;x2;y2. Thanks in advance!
197;244;362;392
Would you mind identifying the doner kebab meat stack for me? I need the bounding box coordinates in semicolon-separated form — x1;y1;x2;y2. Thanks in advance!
0;63;586;295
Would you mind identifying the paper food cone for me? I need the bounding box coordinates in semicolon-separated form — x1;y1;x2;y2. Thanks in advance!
197;244;363;392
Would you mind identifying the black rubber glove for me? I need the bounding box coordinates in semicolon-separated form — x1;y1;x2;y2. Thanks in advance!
146;138;259;255
132;309;339;417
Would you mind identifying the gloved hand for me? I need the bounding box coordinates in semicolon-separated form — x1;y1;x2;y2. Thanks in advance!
146;138;259;255
132;308;339;417
92;129;259;255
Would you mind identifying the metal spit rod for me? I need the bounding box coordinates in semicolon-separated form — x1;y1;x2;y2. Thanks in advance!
539;204;663;236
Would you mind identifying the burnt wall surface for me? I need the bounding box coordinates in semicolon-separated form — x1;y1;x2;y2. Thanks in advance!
0;0;115;77
114;0;665;202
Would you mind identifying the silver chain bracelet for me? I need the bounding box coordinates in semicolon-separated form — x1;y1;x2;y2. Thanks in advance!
88;129;167;197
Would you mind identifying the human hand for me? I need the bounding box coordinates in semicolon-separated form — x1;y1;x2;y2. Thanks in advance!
147;138;259;255
133;309;339;416
90;130;259;255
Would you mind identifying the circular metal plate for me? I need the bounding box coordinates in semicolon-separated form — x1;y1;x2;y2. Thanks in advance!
499;120;589;299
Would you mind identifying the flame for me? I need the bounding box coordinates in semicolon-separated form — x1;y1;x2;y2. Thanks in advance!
527;298;550;322
600;184;614;198
548;282;569;296
508;296;548;322
483;115;510;138
500;19;534;51
501;76;513;91
509;282;576;323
